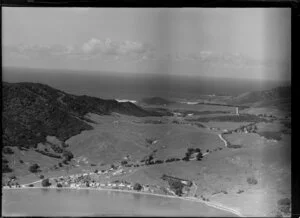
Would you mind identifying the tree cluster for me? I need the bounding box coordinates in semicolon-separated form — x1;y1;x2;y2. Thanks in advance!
41;178;51;187
29;163;41;173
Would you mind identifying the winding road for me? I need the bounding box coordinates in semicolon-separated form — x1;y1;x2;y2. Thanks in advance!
218;134;228;147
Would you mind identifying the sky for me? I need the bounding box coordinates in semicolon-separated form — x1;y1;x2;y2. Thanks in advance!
2;7;291;81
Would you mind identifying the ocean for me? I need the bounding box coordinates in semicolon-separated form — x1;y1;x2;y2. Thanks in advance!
2;188;238;216
2;67;289;102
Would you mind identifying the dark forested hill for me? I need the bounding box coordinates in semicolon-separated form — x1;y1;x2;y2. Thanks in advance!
2;82;165;149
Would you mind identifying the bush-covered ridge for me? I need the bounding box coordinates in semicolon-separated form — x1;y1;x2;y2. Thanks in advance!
2;82;166;150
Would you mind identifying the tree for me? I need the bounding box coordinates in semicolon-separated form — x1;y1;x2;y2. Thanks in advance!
168;180;184;196
94;169;98;173
196;151;203;161
62;150;74;161
182;157;190;161
133;183;143;191
39;175;45;179
187;148;195;155
185;151;192;158
41;178;51;187
195;148;200;153
57;183;63;188
29;163;40;173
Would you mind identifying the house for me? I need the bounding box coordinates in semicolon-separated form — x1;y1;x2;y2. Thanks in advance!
112;184;117;187
119;183;125;187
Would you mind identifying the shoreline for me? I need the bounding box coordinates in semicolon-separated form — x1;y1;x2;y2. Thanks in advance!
3;186;244;217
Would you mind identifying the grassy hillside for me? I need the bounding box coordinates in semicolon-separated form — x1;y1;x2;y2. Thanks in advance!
228;86;291;108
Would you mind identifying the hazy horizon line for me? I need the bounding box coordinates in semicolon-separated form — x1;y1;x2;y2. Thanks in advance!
2;66;291;84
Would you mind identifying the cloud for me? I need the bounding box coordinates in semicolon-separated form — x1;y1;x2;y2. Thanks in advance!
81;38;151;58
3;40;282;69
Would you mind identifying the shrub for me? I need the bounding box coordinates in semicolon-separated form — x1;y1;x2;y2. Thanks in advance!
42;178;51;187
166;158;177;163
39;175;45;179
94;169;98;173
3;147;14;154
29;184;34;187
58;163;63;167
19;160;24;164
3;164;13;173
90;163;96;166
133;183;143;191
29;163;40;173
57;183;63;188
63;159;69;165
121;160;128;165
228;144;242;149
247;176;258;185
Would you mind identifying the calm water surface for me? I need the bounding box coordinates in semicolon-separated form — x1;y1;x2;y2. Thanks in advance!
2;188;237;216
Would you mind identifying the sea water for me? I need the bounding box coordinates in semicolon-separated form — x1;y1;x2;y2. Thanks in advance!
2;188;237;216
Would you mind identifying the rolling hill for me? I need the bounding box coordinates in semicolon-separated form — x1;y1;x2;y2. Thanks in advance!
228;86;291;109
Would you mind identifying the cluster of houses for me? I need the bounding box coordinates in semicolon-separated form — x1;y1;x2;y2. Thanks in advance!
229;123;257;134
